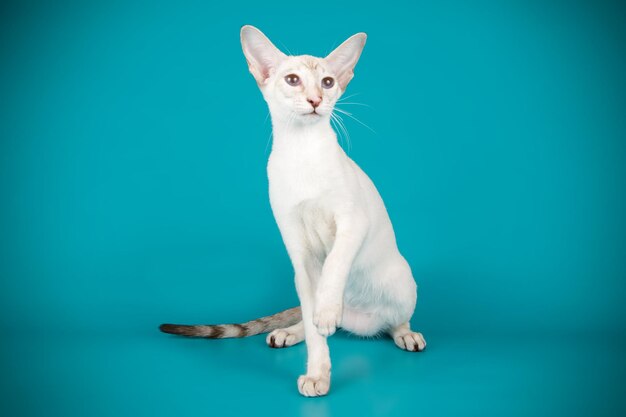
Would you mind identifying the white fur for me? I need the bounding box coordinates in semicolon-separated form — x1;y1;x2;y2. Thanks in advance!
241;26;425;397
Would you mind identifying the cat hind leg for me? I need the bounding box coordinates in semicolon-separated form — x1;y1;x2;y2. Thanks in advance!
390;322;426;352
340;307;387;336
266;320;305;348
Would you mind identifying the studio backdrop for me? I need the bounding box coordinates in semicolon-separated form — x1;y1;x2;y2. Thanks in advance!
1;1;624;416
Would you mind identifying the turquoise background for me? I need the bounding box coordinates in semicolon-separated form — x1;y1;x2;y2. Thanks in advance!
1;0;625;415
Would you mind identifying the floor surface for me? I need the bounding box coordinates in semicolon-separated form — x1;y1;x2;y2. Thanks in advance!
3;329;624;417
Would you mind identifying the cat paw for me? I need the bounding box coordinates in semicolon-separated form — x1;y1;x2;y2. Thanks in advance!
394;331;427;352
297;374;330;397
266;327;304;348
313;305;342;336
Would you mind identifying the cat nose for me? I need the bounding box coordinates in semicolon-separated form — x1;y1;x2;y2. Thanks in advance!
307;96;322;108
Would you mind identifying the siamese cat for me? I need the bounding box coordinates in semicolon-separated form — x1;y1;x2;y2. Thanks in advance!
161;25;426;397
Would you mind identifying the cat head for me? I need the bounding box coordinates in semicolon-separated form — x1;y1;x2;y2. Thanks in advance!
240;25;366;126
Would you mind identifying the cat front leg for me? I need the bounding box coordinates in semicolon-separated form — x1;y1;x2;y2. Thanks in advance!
279;222;332;397
294;263;332;397
313;211;368;336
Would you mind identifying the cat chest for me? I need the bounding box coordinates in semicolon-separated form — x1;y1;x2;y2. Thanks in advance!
267;158;341;259
296;199;336;260
267;153;343;208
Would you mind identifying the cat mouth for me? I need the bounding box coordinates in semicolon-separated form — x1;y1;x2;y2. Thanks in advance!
304;110;320;117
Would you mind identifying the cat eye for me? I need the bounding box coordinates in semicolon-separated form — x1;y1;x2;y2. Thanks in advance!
322;77;335;89
285;74;301;86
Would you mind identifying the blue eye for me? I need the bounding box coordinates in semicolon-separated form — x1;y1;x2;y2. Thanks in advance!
322;77;334;89
285;74;301;86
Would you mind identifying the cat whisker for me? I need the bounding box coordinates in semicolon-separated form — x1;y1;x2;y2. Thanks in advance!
330;115;343;149
265;129;273;154
331;113;350;152
264;110;273;154
331;111;352;153
340;114;353;152
285;111;296;135
334;107;376;134
330;113;342;147
337;93;360;102
279;41;293;56
336;102;372;108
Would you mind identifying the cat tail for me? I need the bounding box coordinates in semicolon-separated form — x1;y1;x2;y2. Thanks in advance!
159;306;301;338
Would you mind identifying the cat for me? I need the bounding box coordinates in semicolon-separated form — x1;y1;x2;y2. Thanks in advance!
160;25;426;397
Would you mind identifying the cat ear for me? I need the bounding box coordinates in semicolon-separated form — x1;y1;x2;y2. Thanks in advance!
240;25;287;85
324;33;367;90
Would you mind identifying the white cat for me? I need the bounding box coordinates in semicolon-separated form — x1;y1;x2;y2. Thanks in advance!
161;25;426;397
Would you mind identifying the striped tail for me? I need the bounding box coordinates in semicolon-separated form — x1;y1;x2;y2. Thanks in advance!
159;306;301;338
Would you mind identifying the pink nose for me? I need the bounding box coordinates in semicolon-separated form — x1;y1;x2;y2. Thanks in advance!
307;96;322;108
